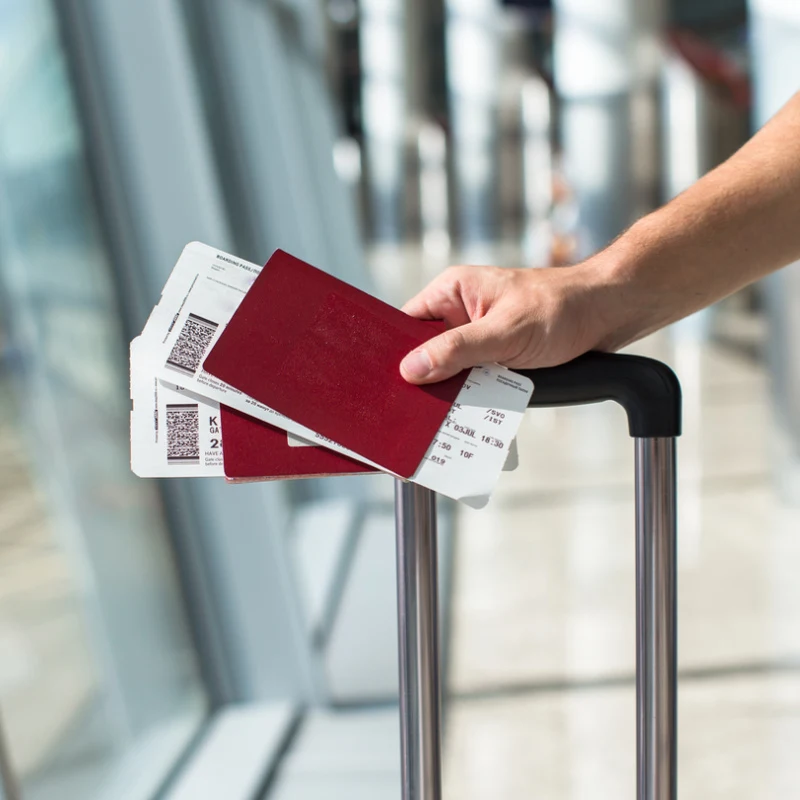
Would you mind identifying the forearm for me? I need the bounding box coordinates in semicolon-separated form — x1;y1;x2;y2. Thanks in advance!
594;91;800;346
400;92;800;381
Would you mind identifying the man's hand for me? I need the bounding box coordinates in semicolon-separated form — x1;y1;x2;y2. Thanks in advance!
399;260;632;384
400;91;800;385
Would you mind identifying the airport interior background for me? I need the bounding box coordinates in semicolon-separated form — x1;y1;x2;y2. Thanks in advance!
0;0;799;798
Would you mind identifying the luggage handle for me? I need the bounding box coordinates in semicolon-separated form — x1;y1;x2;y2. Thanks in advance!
395;352;681;800
516;351;682;438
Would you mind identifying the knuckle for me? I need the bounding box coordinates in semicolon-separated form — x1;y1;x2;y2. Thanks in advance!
434;267;464;294
444;326;468;351
442;265;465;282
432;327;468;362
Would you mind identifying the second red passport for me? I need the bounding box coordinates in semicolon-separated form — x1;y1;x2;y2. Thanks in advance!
220;405;374;480
203;250;469;478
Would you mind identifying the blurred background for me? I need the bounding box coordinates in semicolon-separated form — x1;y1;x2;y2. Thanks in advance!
0;0;798;798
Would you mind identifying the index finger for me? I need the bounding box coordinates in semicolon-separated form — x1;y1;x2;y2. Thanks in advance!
401;275;471;328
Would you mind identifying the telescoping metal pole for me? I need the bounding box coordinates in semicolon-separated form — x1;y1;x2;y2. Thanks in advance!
635;438;678;800
394;479;443;800
391;353;679;800
518;351;681;800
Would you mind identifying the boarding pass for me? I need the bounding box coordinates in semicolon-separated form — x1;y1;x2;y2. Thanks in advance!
141;243;533;506
130;335;225;477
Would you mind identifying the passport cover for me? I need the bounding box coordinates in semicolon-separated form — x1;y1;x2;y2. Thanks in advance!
204;250;469;478
221;405;375;479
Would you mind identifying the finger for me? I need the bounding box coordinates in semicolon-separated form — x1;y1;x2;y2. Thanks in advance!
399;319;501;384
401;273;471;328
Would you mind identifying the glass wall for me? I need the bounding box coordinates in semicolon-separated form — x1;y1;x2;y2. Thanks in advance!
177;0;412;710
0;3;207;798
0;0;454;796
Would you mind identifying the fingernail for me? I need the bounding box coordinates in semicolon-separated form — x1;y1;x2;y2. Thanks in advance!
401;349;432;380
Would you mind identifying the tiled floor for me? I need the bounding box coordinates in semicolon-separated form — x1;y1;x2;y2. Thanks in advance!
443;332;800;798
445;674;800;800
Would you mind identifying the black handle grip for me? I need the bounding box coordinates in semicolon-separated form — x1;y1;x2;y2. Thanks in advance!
514;352;682;438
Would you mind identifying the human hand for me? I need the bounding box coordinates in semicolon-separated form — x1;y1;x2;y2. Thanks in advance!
399;257;645;384
400;88;800;387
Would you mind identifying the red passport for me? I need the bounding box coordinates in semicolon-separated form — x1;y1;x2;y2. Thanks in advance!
204;250;469;478
220;405;374;480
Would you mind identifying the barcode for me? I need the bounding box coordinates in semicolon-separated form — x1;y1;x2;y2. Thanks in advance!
166;313;219;376
166;403;200;464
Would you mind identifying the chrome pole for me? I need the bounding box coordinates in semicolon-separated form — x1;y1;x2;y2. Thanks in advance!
635;438;678;800
394;479;442;800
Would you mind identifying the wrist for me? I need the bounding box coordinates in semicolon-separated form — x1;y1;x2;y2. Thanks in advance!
577;216;679;351
602;214;667;287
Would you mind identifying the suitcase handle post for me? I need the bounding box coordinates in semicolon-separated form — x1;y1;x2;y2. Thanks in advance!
395;480;442;800
634;436;677;800
394;352;680;800
517;351;680;800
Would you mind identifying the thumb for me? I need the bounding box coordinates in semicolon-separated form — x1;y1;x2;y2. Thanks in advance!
400;321;499;384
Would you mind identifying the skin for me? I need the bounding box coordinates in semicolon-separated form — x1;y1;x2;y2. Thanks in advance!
400;91;800;385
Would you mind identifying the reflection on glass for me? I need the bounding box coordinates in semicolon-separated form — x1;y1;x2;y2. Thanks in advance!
0;2;207;798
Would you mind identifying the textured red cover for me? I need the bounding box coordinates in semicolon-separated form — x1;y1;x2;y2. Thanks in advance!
204;250;468;478
220;405;375;479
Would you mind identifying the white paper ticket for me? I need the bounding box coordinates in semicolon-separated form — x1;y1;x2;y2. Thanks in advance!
140;242;533;505
412;368;532;508
141;243;384;467
504;438;519;472
130;336;224;477
288;428;521;474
